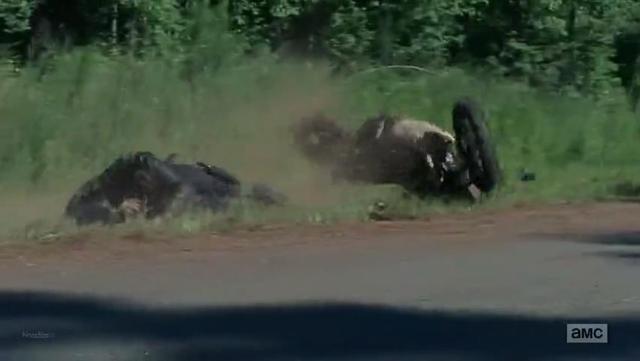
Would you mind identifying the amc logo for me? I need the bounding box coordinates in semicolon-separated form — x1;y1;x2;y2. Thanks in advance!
566;324;608;344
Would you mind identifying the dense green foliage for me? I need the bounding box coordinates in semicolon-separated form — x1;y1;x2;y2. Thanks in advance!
227;0;640;100
0;0;639;101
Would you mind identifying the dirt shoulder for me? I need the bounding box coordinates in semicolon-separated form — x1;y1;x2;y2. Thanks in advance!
1;201;638;264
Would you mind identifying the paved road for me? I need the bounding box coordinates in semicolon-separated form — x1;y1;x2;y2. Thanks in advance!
1;203;639;360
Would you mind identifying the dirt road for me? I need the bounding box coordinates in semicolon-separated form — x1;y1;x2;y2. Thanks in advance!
1;202;640;360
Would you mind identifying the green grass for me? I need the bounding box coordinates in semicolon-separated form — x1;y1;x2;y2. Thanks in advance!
1;48;640;242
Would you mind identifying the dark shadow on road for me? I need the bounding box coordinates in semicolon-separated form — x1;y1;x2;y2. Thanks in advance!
592;250;640;264
575;231;640;266
528;231;640;266
582;232;640;247
532;231;640;247
0;291;639;361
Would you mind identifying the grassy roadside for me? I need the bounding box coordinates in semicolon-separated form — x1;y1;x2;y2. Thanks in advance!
1;50;640;243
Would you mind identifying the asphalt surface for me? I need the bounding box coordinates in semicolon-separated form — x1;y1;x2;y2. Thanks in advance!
0;202;639;360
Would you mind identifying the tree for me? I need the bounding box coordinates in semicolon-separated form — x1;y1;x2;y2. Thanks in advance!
0;0;35;56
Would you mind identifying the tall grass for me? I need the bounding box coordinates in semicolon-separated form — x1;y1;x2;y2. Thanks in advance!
1;32;639;239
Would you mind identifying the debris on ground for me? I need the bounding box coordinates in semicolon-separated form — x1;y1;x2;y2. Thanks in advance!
368;201;389;221
519;168;537;182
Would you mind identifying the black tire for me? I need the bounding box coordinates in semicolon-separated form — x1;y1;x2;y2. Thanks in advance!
452;98;500;193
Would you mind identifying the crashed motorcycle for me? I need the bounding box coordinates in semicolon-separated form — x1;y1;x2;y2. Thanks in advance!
65;152;286;226
292;98;500;199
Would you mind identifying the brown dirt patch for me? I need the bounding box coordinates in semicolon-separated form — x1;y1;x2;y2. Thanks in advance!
1;201;639;265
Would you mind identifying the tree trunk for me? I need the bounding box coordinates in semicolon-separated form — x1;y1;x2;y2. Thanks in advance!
111;2;119;54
